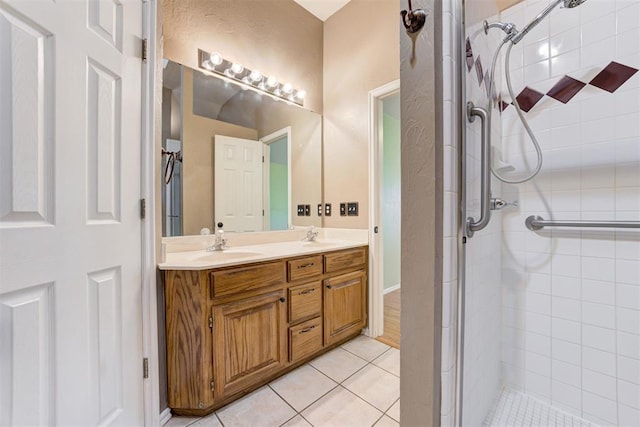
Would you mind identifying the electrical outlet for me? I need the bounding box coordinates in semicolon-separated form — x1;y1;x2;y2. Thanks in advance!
325;203;332;216
340;203;347;216
304;205;311;216
317;204;323;216
347;202;359;216
297;205;305;216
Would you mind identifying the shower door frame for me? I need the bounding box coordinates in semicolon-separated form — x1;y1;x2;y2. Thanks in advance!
454;0;469;426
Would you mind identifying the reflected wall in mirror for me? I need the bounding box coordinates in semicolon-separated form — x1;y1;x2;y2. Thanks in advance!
161;60;322;236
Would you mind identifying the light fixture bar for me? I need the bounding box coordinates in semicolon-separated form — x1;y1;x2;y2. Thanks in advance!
198;49;306;106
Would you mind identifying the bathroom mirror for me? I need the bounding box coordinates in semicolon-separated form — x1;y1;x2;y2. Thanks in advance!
161;60;323;236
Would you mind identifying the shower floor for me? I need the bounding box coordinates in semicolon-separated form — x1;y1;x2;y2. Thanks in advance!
483;388;597;427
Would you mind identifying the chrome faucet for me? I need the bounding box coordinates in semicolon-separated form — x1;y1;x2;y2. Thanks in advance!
302;226;319;242
207;222;228;251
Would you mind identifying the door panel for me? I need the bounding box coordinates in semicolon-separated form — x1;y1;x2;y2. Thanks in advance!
214;135;263;232
0;1;143;425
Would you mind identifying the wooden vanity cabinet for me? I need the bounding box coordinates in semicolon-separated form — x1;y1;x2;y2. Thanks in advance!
163;246;368;416
212;290;288;399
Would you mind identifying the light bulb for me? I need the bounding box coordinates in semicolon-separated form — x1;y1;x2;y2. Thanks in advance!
266;76;278;88
209;52;223;66
249;70;262;82
295;90;306;100
230;63;243;74
282;83;293;94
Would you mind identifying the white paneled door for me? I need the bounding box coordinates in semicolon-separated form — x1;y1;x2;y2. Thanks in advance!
214;135;264;232
0;0;144;425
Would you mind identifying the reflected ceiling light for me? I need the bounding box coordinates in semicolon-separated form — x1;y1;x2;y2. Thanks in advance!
230;62;244;74
266;76;279;88
197;49;305;106
249;70;263;82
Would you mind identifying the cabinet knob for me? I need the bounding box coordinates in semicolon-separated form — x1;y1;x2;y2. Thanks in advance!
326;285;332;289
279;297;286;303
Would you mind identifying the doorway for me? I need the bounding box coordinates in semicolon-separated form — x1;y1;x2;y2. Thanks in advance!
261;127;292;231
369;81;401;348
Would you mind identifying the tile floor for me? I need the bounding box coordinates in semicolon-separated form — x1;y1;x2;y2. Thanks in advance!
165;335;400;427
484;388;597;427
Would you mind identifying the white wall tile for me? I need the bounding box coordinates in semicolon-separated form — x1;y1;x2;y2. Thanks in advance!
581;301;616;329
552;318;581;344
552;339;581;365
582;391;618;425
618;380;640;410
493;0;640;422
582;346;616;377
583;324;616;353
552;380;582;412
552;359;581;388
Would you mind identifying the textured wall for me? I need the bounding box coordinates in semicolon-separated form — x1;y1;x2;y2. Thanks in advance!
322;0;400;229
162;0;323;113
399;0;442;425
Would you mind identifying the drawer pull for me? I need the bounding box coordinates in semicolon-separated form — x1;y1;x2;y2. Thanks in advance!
297;262;315;269
299;325;316;334
279;297;286;303
299;288;315;295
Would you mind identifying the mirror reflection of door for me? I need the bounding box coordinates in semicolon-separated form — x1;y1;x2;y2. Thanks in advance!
214;135;264;232
261;127;291;231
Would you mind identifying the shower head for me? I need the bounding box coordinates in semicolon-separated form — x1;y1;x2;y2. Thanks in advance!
564;0;587;7
510;0;587;44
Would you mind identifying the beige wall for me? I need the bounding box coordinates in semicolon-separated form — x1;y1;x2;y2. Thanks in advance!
399;0;442;424
322;0;399;229
255;103;323;228
162;0;323;114
181;67;258;235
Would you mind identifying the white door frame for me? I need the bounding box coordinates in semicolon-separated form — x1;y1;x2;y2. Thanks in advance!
260;127;292;230
367;80;400;339
141;0;160;425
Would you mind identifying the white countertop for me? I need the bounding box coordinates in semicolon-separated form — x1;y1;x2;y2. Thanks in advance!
158;229;368;271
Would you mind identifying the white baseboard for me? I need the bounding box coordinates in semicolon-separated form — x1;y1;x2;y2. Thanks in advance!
383;283;401;294
159;408;172;426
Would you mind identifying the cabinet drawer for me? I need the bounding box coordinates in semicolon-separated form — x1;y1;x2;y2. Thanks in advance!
287;255;323;282
289;317;323;362
210;262;285;299
324;248;366;274
288;281;322;323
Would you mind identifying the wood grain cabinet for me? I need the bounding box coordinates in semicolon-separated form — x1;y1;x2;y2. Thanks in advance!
212;290;287;399
163;246;368;416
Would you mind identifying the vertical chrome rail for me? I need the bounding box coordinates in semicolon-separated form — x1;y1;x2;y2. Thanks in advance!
465;102;491;238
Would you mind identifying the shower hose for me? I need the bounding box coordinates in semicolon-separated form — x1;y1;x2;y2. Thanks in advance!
488;39;544;184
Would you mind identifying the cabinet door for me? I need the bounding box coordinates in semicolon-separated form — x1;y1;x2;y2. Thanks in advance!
323;270;367;346
212;290;287;398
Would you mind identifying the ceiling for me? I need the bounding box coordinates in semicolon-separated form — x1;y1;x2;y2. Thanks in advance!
293;0;351;21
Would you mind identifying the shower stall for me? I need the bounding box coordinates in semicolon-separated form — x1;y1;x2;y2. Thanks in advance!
448;0;640;425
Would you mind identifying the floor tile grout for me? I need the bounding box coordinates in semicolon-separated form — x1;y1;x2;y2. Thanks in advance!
167;336;400;427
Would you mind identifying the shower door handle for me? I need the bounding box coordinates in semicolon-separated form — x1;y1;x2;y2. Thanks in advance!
466;102;491;238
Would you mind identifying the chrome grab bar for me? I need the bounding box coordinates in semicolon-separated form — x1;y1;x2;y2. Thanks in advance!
466;102;491;238
526;215;640;231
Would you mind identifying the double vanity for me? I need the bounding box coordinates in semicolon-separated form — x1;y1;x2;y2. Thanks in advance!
159;229;369;416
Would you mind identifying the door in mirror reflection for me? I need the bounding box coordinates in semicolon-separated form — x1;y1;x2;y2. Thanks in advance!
215;135;264;232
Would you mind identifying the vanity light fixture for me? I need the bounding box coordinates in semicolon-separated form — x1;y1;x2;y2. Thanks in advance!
198;49;305;106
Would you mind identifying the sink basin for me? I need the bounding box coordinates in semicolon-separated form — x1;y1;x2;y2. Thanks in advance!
193;250;263;262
